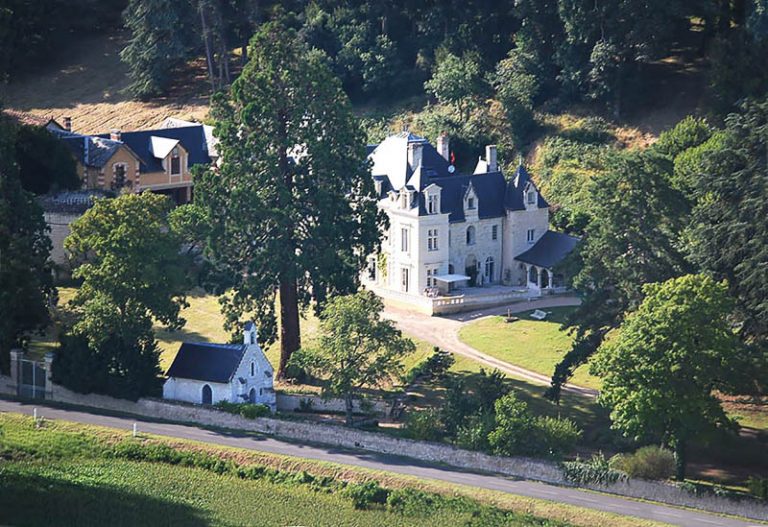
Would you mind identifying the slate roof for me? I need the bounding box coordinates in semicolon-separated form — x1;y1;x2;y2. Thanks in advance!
428;171;507;222
369;132;452;190
97;125;212;173
166;342;247;383
515;231;580;269
504;165;549;211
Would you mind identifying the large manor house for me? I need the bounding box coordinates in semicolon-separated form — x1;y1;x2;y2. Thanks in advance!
362;133;578;300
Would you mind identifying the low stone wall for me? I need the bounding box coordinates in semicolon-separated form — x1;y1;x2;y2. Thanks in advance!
15;383;768;522
275;393;389;415
0;375;15;396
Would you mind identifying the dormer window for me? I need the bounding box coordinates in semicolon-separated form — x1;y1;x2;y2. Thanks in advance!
527;190;536;205
171;147;181;175
400;191;410;209
427;194;439;214
467;197;476;209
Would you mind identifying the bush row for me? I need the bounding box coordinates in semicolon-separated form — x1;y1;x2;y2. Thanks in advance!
213;401;271;419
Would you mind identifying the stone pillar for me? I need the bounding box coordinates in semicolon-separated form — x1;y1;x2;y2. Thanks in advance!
44;352;55;399
9;349;23;392
537;266;544;289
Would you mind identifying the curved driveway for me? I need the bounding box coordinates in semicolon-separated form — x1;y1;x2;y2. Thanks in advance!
0;400;761;527
382;296;598;398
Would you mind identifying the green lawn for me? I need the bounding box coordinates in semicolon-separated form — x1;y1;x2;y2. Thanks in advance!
458;307;602;390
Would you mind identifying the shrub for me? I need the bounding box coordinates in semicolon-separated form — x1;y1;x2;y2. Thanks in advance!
532;416;582;457
386;487;438;515
214;401;271;419
343;480;389;509
610;446;675;480
455;413;494;452
402;348;455;385
404;409;443;442
748;477;768;500
487;393;534;456
562;453;627;485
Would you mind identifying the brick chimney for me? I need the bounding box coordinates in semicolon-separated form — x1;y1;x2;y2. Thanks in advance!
63;116;72;131
110;129;122;141
437;133;450;161
485;145;497;172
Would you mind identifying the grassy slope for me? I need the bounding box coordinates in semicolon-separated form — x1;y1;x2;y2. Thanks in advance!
458;307;601;390
2;31;209;134
0;414;667;527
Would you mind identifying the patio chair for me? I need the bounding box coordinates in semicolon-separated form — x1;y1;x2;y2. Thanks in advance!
530;309;548;320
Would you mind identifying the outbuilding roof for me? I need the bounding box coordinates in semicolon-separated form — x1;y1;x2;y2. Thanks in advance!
166;342;247;383
97;125;212;173
515;231;580;269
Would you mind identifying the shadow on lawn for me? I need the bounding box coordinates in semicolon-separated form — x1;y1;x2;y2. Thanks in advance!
0;469;209;527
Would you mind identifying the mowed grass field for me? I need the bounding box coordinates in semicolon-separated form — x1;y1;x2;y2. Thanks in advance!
458;307;602;390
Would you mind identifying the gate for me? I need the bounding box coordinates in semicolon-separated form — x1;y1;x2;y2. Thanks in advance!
18;358;47;399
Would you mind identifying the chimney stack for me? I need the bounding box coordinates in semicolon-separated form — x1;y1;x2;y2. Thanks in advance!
407;141;423;169
110;129;122;142
63;116;72;131
437;133;450;161
485;145;498;172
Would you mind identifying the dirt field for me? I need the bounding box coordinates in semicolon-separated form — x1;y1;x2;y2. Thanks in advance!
1;31;210;134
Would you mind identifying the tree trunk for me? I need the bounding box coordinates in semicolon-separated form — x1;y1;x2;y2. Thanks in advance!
673;436;687;481
345;393;354;426
277;277;301;379
199;3;216;92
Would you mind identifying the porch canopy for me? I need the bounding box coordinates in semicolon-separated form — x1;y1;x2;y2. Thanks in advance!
433;274;471;283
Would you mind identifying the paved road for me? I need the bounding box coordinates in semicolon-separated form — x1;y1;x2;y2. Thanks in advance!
1;400;760;527
383;296;598;398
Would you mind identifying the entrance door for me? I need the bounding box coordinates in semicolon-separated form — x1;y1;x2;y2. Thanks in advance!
202;384;213;404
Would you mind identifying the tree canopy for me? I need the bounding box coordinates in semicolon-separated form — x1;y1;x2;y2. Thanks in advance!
591;274;745;480
290;290;415;425
54;192;190;399
195;20;380;379
0;114;54;373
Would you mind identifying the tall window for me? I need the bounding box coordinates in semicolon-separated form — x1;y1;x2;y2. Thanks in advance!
427;194;439;214
171;147;181;175
401;228;409;252
427;229;439;251
426;268;433;287
492;225;498;240
250;362;255;376
527;229;535;243
485;257;495;282
466;226;476;245
467;196;476;209
401;267;410;292
112;164;126;190
527;190;536;204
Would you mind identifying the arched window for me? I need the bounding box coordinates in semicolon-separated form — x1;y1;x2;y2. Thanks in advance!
250;362;255;376
249;388;256;403
466;226;476;245
201;384;212;405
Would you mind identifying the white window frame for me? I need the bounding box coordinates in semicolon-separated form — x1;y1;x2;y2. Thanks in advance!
527;229;535;243
527;190;536;205
427;194;439;214
401;227;409;253
401;267;410;292
467;196;476;210
427;229;439;251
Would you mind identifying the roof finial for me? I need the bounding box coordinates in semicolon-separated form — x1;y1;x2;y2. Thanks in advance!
518;154;524;167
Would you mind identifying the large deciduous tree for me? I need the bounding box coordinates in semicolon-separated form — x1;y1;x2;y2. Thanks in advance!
591;274;744;480
549;150;691;400
0;114;54;373
53;192;189;399
290;290;414;425
195;21;381;379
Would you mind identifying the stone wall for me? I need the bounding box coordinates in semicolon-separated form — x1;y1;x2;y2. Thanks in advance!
13;382;764;522
0;375;15;396
275;393;389;415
